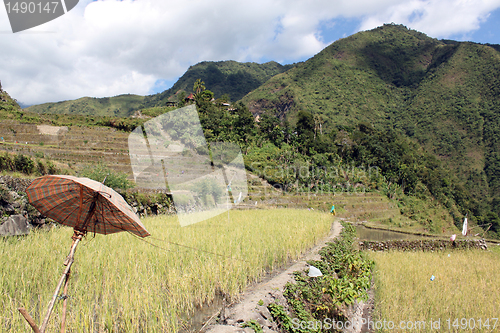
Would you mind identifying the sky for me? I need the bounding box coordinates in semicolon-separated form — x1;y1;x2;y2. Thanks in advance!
1;0;500;106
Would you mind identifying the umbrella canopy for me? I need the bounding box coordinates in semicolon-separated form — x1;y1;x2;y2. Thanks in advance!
26;175;150;237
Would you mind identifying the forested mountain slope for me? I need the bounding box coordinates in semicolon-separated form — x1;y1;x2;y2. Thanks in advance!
144;60;293;106
241;24;500;219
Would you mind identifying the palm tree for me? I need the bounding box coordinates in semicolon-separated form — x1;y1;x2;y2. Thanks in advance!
193;79;206;96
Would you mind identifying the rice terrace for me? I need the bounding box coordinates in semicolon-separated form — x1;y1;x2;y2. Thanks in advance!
1;209;333;332
1;24;500;333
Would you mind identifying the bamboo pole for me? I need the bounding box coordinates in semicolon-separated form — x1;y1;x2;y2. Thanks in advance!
17;233;82;333
39;232;82;333
18;308;41;333
39;194;98;332
20;190;100;332
60;268;70;333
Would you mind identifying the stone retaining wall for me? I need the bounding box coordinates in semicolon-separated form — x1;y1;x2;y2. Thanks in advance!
359;239;488;251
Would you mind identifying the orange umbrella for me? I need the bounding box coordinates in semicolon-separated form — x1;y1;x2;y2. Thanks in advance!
26;175;149;237
19;175;150;333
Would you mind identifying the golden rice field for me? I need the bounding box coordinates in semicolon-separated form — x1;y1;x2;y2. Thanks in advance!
0;209;333;332
369;247;500;332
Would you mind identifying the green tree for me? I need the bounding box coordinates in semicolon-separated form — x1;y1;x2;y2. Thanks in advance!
295;110;315;154
197;90;214;102
193;78;206;96
259;114;284;147
232;102;255;145
191;178;224;205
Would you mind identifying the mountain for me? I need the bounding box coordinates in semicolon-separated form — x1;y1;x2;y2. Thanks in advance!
241;23;500;217
25;60;293;117
25;94;146;118
144;60;293;106
4;24;500;231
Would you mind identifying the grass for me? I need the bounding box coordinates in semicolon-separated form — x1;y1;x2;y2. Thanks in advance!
0;209;332;332
0;170;38;178
369;247;500;332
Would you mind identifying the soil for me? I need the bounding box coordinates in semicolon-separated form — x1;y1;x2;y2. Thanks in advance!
199;220;366;333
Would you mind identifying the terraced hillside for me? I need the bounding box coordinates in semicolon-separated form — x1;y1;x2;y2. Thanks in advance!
240;24;500;224
0;122;403;224
242;173;403;221
0;121;132;174
0;121;448;235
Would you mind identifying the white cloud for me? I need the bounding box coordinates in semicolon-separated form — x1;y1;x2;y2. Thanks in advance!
0;0;499;105
358;0;500;37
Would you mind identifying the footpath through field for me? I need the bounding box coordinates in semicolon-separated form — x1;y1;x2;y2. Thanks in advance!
202;221;342;333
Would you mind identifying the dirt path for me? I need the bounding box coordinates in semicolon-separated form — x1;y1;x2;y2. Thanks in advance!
201;221;342;333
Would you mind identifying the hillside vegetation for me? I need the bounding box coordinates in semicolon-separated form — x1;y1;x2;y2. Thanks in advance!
26;94;146;117
241;24;500;231
0;83;21;114
144;60;293;105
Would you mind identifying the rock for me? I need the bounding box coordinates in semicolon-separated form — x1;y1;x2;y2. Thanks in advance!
257;318;272;328
0;215;29;236
3;203;16;214
205;325;249;332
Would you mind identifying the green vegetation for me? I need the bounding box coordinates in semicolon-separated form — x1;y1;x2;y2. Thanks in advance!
195;85;489;234
0;102;147;132
0;94;171;134
242;319;263;332
369;249;500;332
269;223;373;332
0;86;21;114
239;24;500;237
145;60;294;105
21;61;292;119
2;24;499;237
340;126;486;232
191;177;224;206
78;162;134;191
2;23;500;332
0;152;59;176
26;94;146;117
0;209;331;332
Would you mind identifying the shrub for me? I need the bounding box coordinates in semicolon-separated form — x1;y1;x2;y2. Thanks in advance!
46;161;58;174
14;154;35;174
79;163;134;191
36;160;46;175
0;152;13;172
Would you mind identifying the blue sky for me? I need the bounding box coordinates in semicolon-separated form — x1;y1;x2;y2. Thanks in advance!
1;0;500;105
448;7;500;44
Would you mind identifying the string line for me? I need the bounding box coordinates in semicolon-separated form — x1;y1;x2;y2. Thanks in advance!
128;233;250;263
